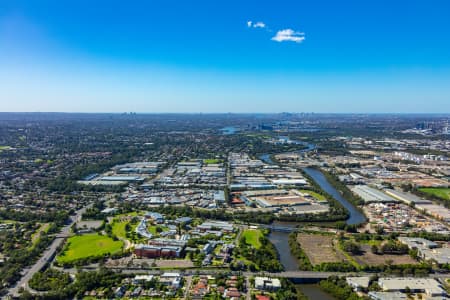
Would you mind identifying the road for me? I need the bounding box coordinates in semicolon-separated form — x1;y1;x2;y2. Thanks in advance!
43;266;450;280
8;203;93;298
245;276;251;300
183;275;192;299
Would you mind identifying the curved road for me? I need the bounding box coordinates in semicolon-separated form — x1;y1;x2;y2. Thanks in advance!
8;203;93;298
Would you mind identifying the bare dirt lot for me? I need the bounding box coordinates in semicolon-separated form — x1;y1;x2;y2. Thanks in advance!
77;220;103;230
154;259;194;268
297;233;347;265
351;245;418;266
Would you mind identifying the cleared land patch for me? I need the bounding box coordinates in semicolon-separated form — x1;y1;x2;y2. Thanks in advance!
78;220;102;230
57;234;123;263
297;233;345;265
350;244;417;266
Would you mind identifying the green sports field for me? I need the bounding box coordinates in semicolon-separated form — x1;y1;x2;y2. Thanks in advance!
203;158;223;164
57;234;123;263
419;187;450;201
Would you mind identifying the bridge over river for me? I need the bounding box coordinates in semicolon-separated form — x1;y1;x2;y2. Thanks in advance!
259;224;298;233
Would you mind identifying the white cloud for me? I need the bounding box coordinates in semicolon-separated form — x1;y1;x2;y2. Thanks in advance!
271;29;305;43
247;20;266;29
247;21;305;44
253;22;266;28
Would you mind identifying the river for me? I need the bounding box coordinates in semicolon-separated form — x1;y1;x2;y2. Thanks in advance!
259;149;365;225
267;221;299;271
256;141;345;299
259;139;316;165
220;126;238;135
267;224;336;298
259;153;274;164
259;142;365;273
267;167;365;270
302;167;366;225
297;284;336;300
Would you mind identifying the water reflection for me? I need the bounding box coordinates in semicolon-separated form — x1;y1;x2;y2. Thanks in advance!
297;284;336;300
267;222;299;271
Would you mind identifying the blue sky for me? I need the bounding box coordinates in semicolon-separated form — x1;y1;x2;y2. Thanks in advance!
1;0;450;113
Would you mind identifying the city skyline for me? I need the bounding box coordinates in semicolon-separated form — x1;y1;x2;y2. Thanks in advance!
1;0;450;113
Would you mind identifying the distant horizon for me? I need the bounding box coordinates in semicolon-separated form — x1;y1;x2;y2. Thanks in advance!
0;111;449;116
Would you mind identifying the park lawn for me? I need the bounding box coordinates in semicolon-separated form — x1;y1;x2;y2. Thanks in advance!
203;158;222;164
30;223;51;246
112;220;128;239
299;189;326;201
235;255;258;269
115;211;142;219
242;229;263;249
148;225;158;235
419;187;450;201
213;245;222;255
0;220;17;224
57;234;123;263
148;225;169;235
